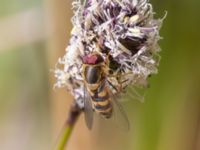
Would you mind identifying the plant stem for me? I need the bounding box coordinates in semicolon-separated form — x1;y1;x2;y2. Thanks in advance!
56;103;82;150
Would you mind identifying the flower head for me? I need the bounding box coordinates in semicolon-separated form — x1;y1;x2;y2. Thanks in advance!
54;0;165;108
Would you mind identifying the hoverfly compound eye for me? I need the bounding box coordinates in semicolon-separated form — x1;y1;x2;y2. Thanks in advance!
82;53;104;65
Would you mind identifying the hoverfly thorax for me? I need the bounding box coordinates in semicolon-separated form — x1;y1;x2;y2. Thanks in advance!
84;65;102;84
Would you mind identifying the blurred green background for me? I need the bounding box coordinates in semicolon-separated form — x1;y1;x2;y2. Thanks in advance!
0;0;199;150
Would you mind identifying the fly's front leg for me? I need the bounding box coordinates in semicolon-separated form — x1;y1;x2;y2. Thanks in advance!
108;72;133;92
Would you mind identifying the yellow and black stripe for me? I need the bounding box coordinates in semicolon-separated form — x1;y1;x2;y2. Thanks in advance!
90;83;113;119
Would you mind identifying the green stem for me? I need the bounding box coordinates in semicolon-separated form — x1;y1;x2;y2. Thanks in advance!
56;124;73;150
55;103;81;150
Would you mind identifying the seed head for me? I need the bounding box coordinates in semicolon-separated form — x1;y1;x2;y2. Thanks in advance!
54;0;165;108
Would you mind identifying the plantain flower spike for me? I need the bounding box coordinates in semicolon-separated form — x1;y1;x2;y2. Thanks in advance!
54;0;165;108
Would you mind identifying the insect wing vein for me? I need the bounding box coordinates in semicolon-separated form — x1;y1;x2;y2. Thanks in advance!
107;81;130;131
83;85;94;129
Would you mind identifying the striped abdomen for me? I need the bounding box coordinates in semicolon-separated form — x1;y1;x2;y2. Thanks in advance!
87;83;113;119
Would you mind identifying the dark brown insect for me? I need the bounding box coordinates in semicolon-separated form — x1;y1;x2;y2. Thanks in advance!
82;52;129;130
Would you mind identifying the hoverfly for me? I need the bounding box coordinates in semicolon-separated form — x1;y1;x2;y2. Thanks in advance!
81;52;130;130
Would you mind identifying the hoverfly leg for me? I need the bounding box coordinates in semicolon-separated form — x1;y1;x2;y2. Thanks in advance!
107;79;120;93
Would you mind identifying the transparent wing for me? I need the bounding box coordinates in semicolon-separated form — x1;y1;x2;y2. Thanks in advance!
83;85;94;130
112;93;130;131
106;81;130;131
123;85;146;103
